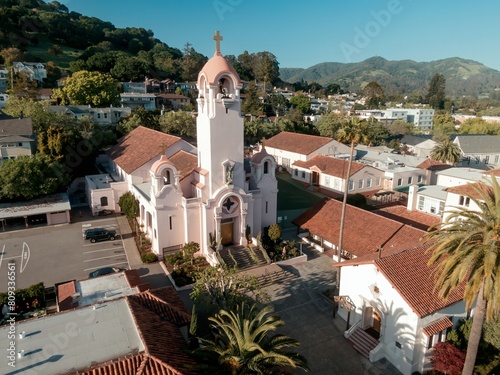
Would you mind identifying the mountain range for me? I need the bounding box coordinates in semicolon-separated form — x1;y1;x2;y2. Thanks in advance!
279;56;500;98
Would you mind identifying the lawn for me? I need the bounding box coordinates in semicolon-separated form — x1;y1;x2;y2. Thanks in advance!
276;173;324;211
26;35;83;69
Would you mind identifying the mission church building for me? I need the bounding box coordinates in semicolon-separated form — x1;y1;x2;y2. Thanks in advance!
94;32;278;261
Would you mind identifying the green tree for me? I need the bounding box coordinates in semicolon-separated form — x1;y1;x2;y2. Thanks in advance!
433;113;456;136
10;71;39;99
426;73;446;110
365;119;390;146
388;119;414;136
315;112;345;138
52;70;120;107
190;266;267;311
118;191;138;220
423;176;500;375
363;81;385;108
48;44;62;56
116;108;161;135
336;117;369;288
159;110;196;137
4;97;54;133
430;138;461;165
289;92;311;115
194;302;309;374
37;124;77;162
459;117;500;135
241;81;262;115
0;155;69;200
267;223;282;245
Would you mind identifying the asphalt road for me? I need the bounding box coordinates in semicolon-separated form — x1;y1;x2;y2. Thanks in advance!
0;217;130;291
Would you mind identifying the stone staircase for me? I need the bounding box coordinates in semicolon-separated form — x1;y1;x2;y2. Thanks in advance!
219;245;268;270
255;267;297;287
347;327;380;358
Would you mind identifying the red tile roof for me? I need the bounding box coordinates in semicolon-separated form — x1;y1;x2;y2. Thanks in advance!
375;246;466;317
417;159;452;171
57;281;78;312
293;155;365;179
484;169;500;177
293;198;425;258
169;150;198;181
422;317;454;337
445;182;492;199
264;131;334;155
69;287;196;375
374;205;440;231
107;126;181;174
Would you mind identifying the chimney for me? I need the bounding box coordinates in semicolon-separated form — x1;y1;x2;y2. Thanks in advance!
407;184;419;211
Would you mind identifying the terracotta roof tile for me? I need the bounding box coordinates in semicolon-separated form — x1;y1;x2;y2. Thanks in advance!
293;155;365;178
375;246;466;317
293;198;424;258
374;205;440;230
169;150;198;181
484;169;500;177
264;131;334;155
416;159;452;171
445;182;492;199
57;280;78;311
422;317;453;337
107;126;181;174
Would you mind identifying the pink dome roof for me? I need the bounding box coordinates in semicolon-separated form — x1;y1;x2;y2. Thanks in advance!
199;52;241;86
151;155;173;174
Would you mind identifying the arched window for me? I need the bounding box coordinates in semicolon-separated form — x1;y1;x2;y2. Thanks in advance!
100;196;108;207
264;161;269;174
163;169;171;185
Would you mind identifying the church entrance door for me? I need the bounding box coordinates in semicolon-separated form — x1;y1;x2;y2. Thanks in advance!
221;219;234;245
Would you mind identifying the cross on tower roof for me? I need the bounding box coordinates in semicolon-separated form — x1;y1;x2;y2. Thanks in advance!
213;30;223;54
158;142;168;155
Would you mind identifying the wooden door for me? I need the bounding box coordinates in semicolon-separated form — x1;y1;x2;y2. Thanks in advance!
312;171;319;185
221;221;234;245
373;310;382;333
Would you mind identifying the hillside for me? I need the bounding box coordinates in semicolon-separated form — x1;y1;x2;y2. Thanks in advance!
279;56;500;98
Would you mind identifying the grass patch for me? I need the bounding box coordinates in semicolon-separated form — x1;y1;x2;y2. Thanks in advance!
26;35;83;69
276;173;324;210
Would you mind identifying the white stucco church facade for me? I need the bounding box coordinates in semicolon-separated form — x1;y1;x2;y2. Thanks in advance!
93;32;278;262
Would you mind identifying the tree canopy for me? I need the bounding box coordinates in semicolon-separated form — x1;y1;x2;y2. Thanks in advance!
426;73;446;109
52;70;120;107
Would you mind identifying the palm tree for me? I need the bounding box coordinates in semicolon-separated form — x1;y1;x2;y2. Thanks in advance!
194;302;309;374
430;137;462;165
335;116;369;287
423;176;500;375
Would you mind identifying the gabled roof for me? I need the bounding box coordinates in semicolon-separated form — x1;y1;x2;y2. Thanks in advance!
293;154;366;178
454;134;500;154
107;126;181;174
400;134;434;146
423;317;453;337
445;181;492;199
0;116;33;135
293;198;424;258
264;131;335;155
374;205;440;231
169;150;198;181
416;159;452;171
375;246;466;318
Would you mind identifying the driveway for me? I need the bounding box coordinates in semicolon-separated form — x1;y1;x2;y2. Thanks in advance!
0;216;130;291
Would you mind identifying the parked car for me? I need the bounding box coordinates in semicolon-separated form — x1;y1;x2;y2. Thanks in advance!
84;228;117;243
88;267;123;279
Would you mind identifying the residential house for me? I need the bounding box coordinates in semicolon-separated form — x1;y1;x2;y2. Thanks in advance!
93;39;278;259
0;115;35;163
12;61;47;84
0;67;8;93
48;105;131;125
120;92;156;110
415;159;451;185
337;245;468;375
435;166;484;187
399;135;436;158
0;93;8;109
292;154;384;198
263;131;350;171
292;197;425;260
370;157;424;192
454;134;500;168
156;93;191;110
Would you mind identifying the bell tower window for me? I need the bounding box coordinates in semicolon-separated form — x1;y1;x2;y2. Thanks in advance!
163;169;171;185
264;161;269;174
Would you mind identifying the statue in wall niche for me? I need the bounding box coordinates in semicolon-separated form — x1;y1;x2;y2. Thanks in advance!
226;164;235;185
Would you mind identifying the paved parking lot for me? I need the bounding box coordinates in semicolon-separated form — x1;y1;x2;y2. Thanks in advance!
0;217;130;291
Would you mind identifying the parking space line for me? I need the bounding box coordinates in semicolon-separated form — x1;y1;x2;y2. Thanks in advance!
83;247;124;254
83;240;122;247
84;261;129;272
83;254;127;262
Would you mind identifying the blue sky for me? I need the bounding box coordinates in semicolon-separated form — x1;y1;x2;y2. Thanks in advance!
64;0;500;71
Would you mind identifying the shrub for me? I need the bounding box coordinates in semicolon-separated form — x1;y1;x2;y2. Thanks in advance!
118;191;139;220
141;252;158;263
431;342;465;375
